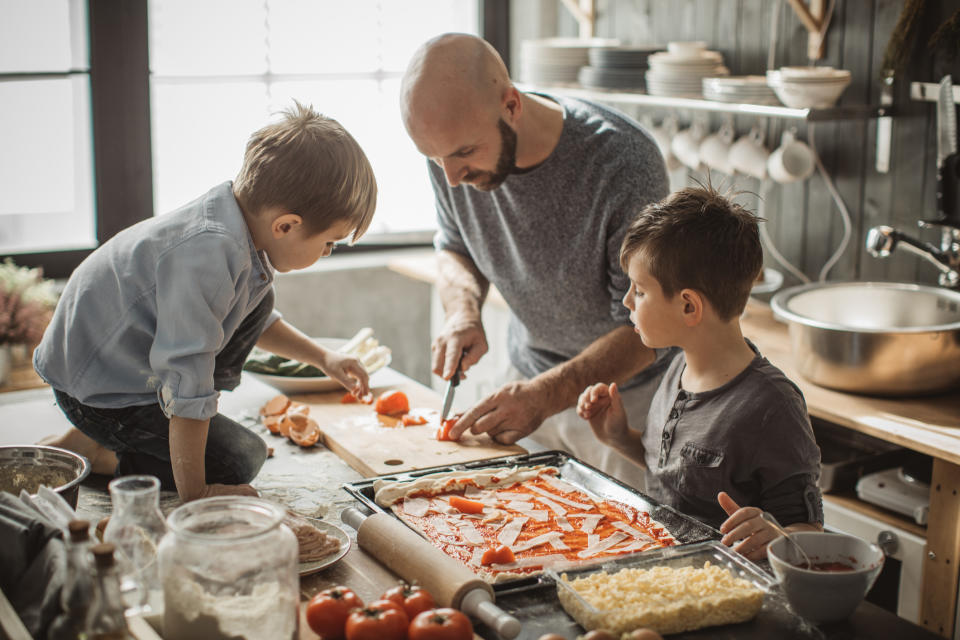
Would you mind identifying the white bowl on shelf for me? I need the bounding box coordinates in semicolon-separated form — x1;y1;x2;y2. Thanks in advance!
767;70;851;109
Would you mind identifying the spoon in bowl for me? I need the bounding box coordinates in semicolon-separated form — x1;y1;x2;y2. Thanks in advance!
762;511;812;569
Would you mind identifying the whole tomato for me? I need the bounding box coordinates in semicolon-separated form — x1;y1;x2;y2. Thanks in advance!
305;586;363;640
382;583;437;620
345;602;409;640
409;608;473;640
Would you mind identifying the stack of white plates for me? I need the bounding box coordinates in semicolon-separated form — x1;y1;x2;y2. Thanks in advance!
702;75;778;104
645;42;728;97
520;38;620;85
766;66;852;108
578;45;662;90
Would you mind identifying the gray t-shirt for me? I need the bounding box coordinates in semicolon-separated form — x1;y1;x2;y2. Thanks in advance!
431;94;670;386
642;344;824;530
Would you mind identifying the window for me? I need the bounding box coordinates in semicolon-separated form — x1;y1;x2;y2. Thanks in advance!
149;0;480;240
2;1;507;277
0;0;96;256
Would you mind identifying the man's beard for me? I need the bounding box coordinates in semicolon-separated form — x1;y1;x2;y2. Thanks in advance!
463;118;517;191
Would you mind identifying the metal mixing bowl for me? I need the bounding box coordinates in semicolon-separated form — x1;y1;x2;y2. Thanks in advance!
0;445;91;508
770;282;960;395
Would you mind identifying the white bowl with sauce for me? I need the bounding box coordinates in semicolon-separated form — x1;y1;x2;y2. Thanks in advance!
767;531;883;623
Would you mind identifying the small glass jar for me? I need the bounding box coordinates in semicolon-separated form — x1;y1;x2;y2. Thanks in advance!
158;497;298;640
103;475;166;617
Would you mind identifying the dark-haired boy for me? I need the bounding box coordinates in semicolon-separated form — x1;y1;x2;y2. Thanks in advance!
577;186;823;560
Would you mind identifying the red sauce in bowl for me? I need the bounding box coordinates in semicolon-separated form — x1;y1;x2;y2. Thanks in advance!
794;561;856;572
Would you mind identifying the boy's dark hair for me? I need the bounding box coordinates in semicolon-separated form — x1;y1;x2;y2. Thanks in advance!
620;186;763;320
234;101;377;243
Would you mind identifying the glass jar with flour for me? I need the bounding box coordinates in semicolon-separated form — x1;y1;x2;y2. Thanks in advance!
158;496;298;640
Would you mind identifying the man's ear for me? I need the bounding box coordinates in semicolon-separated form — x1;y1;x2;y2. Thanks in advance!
679;289;704;327
503;85;522;123
271;212;303;239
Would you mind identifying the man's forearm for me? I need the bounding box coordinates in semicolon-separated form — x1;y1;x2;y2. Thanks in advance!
436;250;489;319
169;415;211;502
532;326;656;417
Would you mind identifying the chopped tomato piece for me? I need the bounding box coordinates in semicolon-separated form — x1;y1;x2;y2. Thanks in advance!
401;414;428;426
436;414;461;441
260;394;291;417
480;545;516;566
263;414;283;435
288;415;320;447
375;390;410;416
448;495;484;514
342;391;374;404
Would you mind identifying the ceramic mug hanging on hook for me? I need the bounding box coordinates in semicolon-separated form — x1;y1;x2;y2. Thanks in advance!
729;125;770;180
671;119;708;170
768;128;816;183
699;116;736;175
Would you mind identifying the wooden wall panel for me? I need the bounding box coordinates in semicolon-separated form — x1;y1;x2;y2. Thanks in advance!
511;0;960;286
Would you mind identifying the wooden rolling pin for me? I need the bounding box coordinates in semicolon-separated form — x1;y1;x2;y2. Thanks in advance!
341;508;521;639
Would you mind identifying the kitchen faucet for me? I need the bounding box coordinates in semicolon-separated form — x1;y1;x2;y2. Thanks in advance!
865;224;960;287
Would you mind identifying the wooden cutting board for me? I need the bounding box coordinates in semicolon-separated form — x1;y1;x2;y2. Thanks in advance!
294;379;525;478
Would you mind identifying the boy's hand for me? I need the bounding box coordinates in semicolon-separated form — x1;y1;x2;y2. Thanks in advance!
197;483;260;500
320;350;370;398
717;491;779;561
576;382;628;445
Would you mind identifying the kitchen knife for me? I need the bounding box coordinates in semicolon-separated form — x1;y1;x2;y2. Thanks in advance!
440;361;461;422
936;75;960;225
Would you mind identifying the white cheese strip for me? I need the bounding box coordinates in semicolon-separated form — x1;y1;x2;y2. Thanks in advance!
431;518;457;537
555;516;574;532
497;517;528;547
527;485;595;510
615;540;658;553
587;534;600;549
534;496;567;516
403;497;431;517
464;485;482;497
574;514;604;534
578;532;628;558
524;510;549;522
612;521;655;542
541;474;586;496
457;520;485;546
505;500;536;511
496;492;532;501
512;532;564;553
469;547;484;566
491;553;567;570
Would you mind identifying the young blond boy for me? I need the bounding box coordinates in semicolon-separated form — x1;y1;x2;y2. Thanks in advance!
35;103;377;502
577;186;823;560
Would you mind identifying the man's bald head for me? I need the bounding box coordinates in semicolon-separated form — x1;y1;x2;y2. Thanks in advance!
401;33;513;130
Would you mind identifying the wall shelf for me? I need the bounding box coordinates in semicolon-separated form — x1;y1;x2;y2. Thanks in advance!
543;85;889;121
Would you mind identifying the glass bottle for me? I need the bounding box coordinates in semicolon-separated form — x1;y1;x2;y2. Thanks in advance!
85;543;134;640
158;496;298;640
102;475;166;617
48;520;94;640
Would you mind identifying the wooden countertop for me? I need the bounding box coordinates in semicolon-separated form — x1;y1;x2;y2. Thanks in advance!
387;252;960;465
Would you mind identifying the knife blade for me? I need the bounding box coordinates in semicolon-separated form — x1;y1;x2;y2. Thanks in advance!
937;75;957;168
439;363;461;422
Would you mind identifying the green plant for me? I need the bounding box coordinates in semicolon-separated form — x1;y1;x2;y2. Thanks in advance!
0;258;58;345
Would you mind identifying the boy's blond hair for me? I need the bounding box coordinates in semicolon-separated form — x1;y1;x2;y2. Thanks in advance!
234;102;377;243
620;186;763;320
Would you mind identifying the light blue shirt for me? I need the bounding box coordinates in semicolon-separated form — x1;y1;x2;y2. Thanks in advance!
34;182;280;420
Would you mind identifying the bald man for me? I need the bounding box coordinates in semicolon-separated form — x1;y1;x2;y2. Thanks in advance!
401;34;672;487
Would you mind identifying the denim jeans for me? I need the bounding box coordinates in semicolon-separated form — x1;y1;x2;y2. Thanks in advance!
52;291;273;489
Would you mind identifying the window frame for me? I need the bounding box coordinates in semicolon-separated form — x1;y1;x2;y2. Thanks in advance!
3;0;510;279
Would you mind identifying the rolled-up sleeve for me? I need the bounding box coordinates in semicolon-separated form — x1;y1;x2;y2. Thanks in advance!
150;233;245;420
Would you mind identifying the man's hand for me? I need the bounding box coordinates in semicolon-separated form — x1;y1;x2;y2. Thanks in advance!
432;311;488;380
447;380;546;445
576;382;629;446
717;491;779;562
318;349;370;398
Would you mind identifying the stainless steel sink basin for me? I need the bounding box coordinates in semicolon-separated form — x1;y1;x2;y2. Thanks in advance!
770;282;960;395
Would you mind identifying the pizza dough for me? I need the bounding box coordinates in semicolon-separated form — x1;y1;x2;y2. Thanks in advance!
373;465;676;582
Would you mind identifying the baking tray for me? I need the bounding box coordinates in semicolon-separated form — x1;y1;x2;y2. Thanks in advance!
545;540;776;634
341;449;719;593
